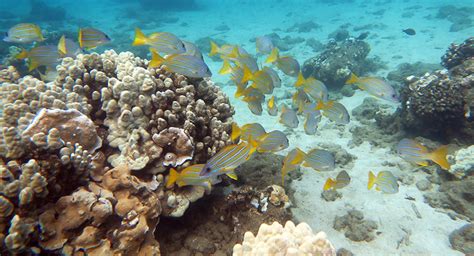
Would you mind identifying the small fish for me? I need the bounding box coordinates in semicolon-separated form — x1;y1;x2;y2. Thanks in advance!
150;49;212;78
256;35;274;54
4;23;44;43
257;130;289;153
295;72;328;101
368;170;399;194
281;147;306;185
78;27;111;50
323;170;351;191
279;104;299;128
303;112;321;135
267;95;278;116
166;164;213;191
402;28;416;36
247;100;263;115
58;35;82;58
241;65;274;94
316;101;350;125
232;52;259;73
210;41;248;58
16;45;61;72
292;89;311;112
231;122;266;142
302;148;335;172
183;40;203;59
396;138;450;170
265;47;300;77
199;141;257;178
241;87;264;103
263;66;281;88
346;73;399;102
132;28;185;55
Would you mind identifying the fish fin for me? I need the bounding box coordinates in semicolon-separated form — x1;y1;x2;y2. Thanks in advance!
294;72;306;87
247;136;259;157
268;96;275;109
231;122;241;141
34;24;44;41
58;35;67;56
235;83;246;98
149;48;165;68
241;65;254;84
15;49;28;59
429;145;450;170
323;178;334;191
265;47;279;63
209;41;220;56
346;73;358;84
132;27;147;46
226;172;238;180
368;171;376;190
227;46;240;59
166;168;179;188
315;100;325;110
28;60;40;72
290;148;306;165
78;28;83;49
219;59;232;75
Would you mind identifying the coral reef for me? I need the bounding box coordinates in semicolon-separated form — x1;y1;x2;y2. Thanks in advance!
449;224;474;254
441;37;474;70
233;221;336;256
386;62;441;85
302;39;385;90
333;209;379;242
448;145;474;179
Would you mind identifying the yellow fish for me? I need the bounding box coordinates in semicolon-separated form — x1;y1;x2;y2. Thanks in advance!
133;27;185;54
166;164;213;191
265;47;300;77
231;122;266;142
78;27;111;50
4;23;44;43
267;95;278;116
368;171;399;194
281;148;306;185
323;171;351;191
150;49;212;78
396;138;450;170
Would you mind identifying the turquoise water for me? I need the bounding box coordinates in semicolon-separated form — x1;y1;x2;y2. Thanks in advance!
0;0;473;255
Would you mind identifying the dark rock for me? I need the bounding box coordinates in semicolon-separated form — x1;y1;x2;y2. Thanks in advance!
337;248;354;256
387;62;441;84
416;179;432;191
328;29;350;42
340;85;355;97
334;209;379;242
184;235;216;254
321;190;342;201
449;224;474;254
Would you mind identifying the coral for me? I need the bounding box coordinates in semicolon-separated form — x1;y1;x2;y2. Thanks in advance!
233;221;336;256
449;224;474;254
0;66;20;83
386;62;441;84
333;209;379;242
441;37;474;70
448;145;474;179
302;39;385;90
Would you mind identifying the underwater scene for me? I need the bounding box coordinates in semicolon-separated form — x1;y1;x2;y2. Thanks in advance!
0;0;473;255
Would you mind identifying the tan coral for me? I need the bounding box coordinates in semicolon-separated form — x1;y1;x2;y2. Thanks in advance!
153;127;194;167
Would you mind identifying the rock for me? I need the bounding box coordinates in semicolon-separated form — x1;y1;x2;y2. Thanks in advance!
321;190;342;202
334;209;379;242
337;248;354;256
416;179;432;191
184;235;215;254
449;224;474;254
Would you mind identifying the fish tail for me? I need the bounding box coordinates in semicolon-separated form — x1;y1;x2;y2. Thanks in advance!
323;178;335;191
132;27;147;46
235;83;246;98
34;25;44;41
290;148;306;165
429;145;450;170
58;35;67;55
209;40;220;56
231;122;241;141
240;65;254;84
247;135;259;157
166;168;179;188
294;72;306;87
15;49;28;59
368;171;376;190
149;48;165;68
78;28;83;48
218;59;232;75
265;47;279;63
315;100;325;110
346;73;359;84
28;59;40;72
268;96;275;109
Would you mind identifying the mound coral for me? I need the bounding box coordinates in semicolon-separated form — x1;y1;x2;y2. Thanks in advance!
0;49;234;254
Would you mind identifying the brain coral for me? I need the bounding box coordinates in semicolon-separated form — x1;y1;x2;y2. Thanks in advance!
0;50;234;254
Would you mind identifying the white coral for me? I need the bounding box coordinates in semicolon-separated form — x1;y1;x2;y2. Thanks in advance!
449;145;474;179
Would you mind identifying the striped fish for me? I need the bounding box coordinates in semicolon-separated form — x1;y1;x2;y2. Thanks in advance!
295;72;328;101
133;28;185;55
242;66;274;95
324;170;351;191
4;23;44;43
183;40;203;59
267;96;278;116
58;35;82;58
78;27;111;50
281;147;306;185
279;104;299;128
247;100;263;115
304;112;321;135
257;130;289;153
210;41;247;58
396;138;450;170
265;47;299;77
166;164;212;191
263;66;281;88
317;101;350;125
346;73;399;102
368;171;399;194
231;122;266;142
256;36;274;54
16;45;60;72
199;141;257;178
150;49;212;78
302;148;335;172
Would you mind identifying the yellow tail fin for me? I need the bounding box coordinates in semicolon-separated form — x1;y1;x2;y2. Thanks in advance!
219;59;233;75
34;24;44;41
429;145;450;170
58;35;67;55
323;178;335;191
28;60;40;72
227;46;240;59
231;122;241;141
246;135;259;157
268;96;275;109
290;148;306;165
294;72;306;87
240;65;254;84
166;168;179;188
209;40;220;56
367;171;376;190
346;73;359;84
265;47;279;63
235;83;246;98
15;49;28;59
78;29;83;48
132;27;148;46
149;48;165;68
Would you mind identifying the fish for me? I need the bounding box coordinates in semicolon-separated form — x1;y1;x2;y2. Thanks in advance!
256;36;274;54
295;72;328;101
58;35;82;58
281;148;306;185
209;41;248;58
402;28;416;36
267;95;278;116
132;27;185;55
38;68;58;82
150;49;212;78
323;170;351;191
368;171;399;194
166;164;213;191
241;87;264;103
183;40;203;59
199;141;257;178
231;122;266;142
3;23;44;43
256;130;289;153
316;101;350;125
241;65;274;94
78;27;111;50
247;100;263;115
16;45;61;72
292;89;310;112
346;73;399;102
303;112;321;135
279;104;299;128
302;148;335;172
232;52;259;73
265;47;300;77
219;59;234;75
263;66;281;88
396;138;450;170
